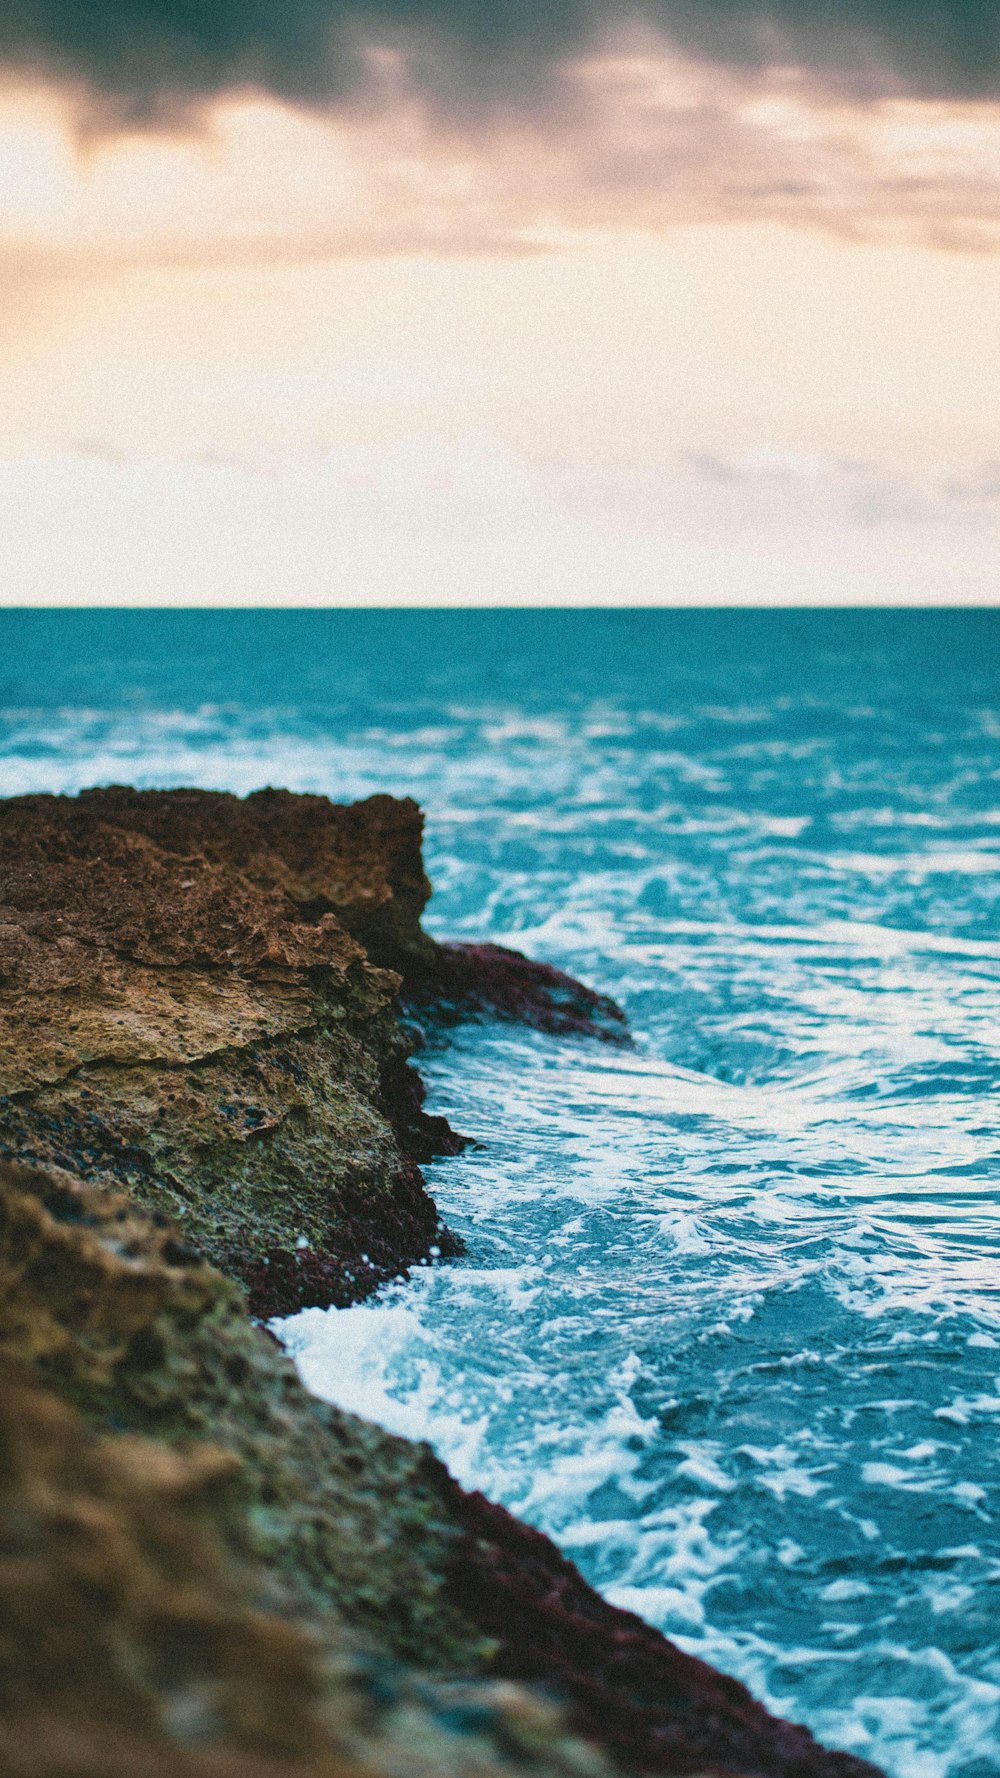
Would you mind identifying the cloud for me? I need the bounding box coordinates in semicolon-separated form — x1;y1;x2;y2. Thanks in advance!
3;63;1000;267
1;1;999;128
2;434;998;608
944;459;1000;502
680;446;1000;527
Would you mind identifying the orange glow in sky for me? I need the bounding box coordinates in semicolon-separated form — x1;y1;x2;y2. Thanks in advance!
1;45;998;604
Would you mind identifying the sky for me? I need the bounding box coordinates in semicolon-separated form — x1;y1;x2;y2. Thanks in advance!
1;1;998;605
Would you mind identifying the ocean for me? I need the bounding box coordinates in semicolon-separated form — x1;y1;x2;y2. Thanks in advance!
3;607;999;1778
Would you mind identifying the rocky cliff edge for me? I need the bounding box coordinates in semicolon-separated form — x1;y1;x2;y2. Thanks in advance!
0;788;881;1778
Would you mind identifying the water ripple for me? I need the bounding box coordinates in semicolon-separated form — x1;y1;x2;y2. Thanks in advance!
3;611;999;1778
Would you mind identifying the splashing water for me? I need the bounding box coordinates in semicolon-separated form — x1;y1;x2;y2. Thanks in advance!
3;610;1000;1778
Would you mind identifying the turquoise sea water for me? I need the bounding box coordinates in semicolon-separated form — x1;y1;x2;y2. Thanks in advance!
3;610;999;1778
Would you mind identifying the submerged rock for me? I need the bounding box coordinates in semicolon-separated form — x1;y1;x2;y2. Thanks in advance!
0;788;883;1778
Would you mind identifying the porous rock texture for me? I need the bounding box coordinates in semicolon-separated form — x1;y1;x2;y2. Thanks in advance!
0;789;882;1778
0;788;624;1316
0;787;465;1320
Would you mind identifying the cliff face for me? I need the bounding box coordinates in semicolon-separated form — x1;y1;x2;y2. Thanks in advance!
0;1333;611;1778
0;788;624;1316
0;789;881;1778
0;788;463;1320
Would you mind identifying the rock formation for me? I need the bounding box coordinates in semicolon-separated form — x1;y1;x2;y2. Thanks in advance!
0;788;882;1778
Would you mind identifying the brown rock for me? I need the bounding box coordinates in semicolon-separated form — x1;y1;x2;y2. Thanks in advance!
0;790;461;1317
0;788;882;1778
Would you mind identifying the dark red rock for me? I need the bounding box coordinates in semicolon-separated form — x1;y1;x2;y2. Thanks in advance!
446;1484;882;1778
241;1159;464;1320
406;941;631;1045
376;1050;469;1162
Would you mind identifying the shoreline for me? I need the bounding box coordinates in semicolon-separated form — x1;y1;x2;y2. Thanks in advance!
0;785;882;1778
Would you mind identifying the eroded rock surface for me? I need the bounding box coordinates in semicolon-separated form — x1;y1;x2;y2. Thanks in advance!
0;1156;881;1778
0;788;465;1318
0;788;624;1316
0;788;882;1778
0;1317;612;1778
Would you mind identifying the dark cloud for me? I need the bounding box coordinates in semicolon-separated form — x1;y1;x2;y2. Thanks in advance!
0;1;998;122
